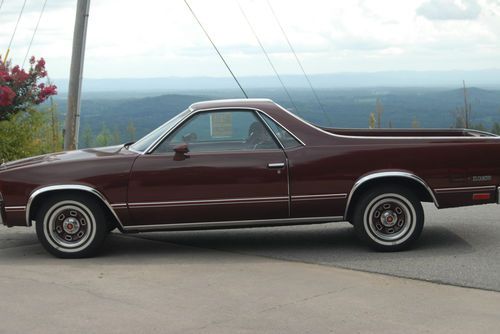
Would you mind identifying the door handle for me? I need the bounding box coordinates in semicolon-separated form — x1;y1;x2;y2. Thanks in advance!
267;162;285;169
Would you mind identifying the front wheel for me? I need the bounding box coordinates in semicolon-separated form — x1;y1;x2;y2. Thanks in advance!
35;194;108;258
352;186;424;251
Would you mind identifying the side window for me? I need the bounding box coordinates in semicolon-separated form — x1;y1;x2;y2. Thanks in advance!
153;110;279;153
260;113;302;149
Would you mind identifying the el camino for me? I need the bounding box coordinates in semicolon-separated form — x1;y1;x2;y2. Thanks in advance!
1;99;499;258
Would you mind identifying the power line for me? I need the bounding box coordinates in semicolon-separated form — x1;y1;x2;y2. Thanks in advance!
23;0;49;68
183;0;248;98
266;0;332;126
0;0;5;14
6;0;28;60
237;0;300;114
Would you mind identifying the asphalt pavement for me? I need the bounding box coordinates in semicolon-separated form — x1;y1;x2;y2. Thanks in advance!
1;203;500;333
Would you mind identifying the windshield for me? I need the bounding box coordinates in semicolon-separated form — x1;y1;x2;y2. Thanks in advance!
130;109;190;152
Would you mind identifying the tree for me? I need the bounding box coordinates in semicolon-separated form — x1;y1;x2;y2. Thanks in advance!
491;122;500;135
0;57;57;120
126;121;137;142
375;98;383;128
81;124;94;148
369;112;376;129
95;123;112;147
0;56;59;161
411;116;420;128
112;127;121;145
453;80;472;128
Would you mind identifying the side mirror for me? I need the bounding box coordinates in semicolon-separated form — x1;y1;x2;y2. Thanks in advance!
173;143;190;161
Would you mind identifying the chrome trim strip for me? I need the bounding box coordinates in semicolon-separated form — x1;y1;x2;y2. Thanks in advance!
344;171;439;219
128;196;289;209
110;203;128;208
292;194;347;201
5;206;27;212
434;186;496;193
123;216;344;232
26;185;124;229
268;162;285;168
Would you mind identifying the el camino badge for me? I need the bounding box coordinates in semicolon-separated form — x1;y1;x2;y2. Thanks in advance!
472;175;492;182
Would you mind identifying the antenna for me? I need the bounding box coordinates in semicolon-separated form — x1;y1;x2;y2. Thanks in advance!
237;0;300;114
23;0;49;68
5;0;28;61
266;0;332;125
183;0;248;98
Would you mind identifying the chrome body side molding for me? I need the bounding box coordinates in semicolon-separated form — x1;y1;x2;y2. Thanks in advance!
434;186;496;193
344;171;439;219
123;216;343;232
128;196;289;209
26;184;124;229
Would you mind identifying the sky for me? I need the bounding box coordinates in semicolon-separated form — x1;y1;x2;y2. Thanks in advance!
0;0;499;79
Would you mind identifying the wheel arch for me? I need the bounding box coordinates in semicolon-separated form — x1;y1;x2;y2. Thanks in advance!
26;185;124;230
344;171;438;221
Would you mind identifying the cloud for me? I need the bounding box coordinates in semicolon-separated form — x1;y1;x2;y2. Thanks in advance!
417;0;481;20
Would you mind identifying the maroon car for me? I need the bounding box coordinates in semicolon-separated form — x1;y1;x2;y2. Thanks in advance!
1;99;499;258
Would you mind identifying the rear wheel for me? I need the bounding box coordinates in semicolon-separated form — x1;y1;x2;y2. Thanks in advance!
352;186;424;251
35;194;108;258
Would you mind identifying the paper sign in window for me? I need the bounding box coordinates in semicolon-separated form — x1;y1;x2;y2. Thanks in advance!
210;113;233;138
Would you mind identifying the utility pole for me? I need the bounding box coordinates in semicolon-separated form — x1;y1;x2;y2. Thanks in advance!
462;80;471;129
64;0;90;150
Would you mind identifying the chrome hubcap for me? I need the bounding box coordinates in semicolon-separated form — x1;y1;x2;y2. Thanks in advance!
46;203;94;249
380;210;398;227
365;194;415;243
62;217;81;234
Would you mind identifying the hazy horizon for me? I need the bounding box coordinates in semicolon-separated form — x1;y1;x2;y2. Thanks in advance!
48;69;500;94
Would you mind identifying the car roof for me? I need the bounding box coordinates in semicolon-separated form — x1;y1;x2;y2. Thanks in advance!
189;98;276;112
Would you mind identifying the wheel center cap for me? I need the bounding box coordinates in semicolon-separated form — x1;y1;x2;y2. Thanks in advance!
63;218;80;234
380;210;398;227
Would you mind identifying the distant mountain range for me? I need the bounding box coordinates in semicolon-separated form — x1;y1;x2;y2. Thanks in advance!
50;86;500;148
52;70;500;94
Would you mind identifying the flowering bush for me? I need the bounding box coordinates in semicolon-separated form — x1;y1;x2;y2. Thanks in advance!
0;56;57;121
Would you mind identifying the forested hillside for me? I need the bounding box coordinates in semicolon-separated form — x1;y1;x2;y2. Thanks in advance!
52;87;500;147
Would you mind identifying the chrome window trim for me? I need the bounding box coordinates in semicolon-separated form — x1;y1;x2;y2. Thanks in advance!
255;110;306;147
141;109;191;154
344;171;439;219
255;111;286;150
144;106;306;155
26;185;124;229
122;216;343;232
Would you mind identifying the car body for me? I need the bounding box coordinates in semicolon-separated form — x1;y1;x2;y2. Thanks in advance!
1;98;500;257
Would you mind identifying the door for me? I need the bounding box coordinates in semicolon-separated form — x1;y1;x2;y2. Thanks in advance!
127;109;289;227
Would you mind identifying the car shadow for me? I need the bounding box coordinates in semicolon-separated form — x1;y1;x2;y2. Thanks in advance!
0;222;475;264
108;222;475;259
